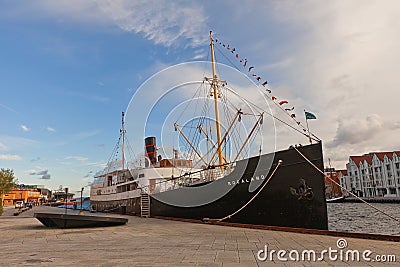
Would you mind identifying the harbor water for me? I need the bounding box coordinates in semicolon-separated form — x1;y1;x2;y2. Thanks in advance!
328;202;400;236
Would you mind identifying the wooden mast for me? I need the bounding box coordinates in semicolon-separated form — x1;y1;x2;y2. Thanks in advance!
121;111;126;170
209;31;224;172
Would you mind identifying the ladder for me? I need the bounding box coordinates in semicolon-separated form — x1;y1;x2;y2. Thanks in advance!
140;193;150;218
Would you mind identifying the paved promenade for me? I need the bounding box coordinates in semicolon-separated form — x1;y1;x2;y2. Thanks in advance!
0;206;399;266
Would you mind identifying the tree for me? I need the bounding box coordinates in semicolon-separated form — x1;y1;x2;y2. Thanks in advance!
0;168;18;215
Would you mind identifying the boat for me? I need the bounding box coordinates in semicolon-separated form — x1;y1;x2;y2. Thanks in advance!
90;31;328;230
324;167;345;203
326;195;345;203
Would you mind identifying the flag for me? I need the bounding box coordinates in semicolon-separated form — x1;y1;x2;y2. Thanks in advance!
305;111;316;120
279;100;288;105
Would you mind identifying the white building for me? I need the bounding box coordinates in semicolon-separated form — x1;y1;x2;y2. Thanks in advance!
346;152;400;198
337;170;351;197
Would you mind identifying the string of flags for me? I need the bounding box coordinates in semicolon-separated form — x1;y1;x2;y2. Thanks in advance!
214;36;317;133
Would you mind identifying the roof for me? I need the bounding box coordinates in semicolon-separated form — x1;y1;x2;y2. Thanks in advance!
350;155;372;166
350;151;400;166
337;169;348;176
372;152;393;161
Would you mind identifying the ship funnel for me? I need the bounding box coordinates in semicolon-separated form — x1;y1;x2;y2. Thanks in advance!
145;137;157;165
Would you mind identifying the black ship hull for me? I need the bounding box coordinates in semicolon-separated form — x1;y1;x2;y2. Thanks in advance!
150;142;328;230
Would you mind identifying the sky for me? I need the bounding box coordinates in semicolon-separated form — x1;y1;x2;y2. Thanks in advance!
1;0;400;194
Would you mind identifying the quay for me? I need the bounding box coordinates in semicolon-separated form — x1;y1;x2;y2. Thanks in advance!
343;197;400;203
0;206;399;266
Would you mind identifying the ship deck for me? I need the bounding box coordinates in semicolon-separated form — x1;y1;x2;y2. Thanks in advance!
0;205;398;266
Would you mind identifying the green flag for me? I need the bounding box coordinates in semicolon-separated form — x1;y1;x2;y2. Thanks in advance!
305;111;316;120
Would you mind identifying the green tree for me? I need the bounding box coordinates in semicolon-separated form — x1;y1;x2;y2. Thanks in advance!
0;168;18;215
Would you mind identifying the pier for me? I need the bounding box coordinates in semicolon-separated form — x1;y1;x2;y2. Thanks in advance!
343;197;400;203
0;206;398;266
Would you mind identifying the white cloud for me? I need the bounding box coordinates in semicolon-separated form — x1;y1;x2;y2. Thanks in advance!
0;103;18;114
21;125;30;132
17;0;208;48
94;0;208;47
65;156;89;161
326;114;383;148
73;130;100;140
46;126;56;132
0;154;22;160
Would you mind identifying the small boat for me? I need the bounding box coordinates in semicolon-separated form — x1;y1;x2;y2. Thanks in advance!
326;195;345;203
324;166;345;203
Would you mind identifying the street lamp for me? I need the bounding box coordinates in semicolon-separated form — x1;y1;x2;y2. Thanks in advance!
64;188;68;215
78;187;84;215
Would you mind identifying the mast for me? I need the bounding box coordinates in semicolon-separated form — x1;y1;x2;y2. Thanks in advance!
209;31;224;172
121;111;126;170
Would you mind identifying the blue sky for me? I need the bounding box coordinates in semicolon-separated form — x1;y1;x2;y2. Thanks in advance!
1;1;400;194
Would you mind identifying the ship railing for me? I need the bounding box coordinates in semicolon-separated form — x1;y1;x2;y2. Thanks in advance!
140;168;226;195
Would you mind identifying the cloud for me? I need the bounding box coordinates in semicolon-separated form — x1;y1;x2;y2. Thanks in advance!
74;130;100;140
0;154;22;160
30;157;41;162
21;125;30;132
326;114;383;148
15;0;208;48
65;156;89;161
0;103;18;114
0;136;38;150
30;169;48;175
46;126;56;132
94;0;208;47
29;169;52;180
40;174;51;180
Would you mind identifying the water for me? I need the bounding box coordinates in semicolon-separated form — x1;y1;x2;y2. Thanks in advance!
328;202;400;236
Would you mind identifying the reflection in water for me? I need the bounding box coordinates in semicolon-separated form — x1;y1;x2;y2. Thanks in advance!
328;203;400;236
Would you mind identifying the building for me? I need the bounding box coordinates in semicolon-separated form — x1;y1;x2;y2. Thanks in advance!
346;151;400;198
336;169;352;196
1;189;41;206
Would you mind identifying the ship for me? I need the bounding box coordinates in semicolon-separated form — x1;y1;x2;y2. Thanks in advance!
90;32;328;230
325;167;345;203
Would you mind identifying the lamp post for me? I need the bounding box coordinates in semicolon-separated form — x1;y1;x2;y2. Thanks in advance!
79;187;84;215
64;188;68;214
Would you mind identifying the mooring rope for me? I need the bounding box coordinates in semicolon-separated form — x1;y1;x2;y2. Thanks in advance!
293;146;400;224
203;159;282;222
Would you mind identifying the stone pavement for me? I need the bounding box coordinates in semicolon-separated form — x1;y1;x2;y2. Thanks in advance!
0;206;399;266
